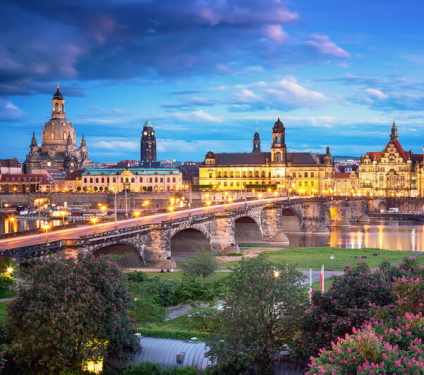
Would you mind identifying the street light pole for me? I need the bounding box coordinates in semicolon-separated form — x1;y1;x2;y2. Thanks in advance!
114;190;118;229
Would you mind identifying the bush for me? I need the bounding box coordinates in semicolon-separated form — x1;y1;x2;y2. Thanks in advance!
175;277;226;306
0;274;14;293
121;362;162;375
126;271;149;283
179;250;218;278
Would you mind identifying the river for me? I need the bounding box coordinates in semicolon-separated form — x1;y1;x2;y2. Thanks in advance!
286;220;424;252
1;217;424;252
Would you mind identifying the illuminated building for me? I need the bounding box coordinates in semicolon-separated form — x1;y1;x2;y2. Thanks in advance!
199;117;334;194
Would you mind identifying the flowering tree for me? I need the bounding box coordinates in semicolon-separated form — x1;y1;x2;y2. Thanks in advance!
299;258;424;358
307;313;424;374
206;255;309;375
6;254;138;373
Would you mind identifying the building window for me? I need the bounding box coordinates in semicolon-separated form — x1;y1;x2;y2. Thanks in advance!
304;172;308;178
293;173;296;178
96;178;99;183
209;173;212;178
311;172;314;178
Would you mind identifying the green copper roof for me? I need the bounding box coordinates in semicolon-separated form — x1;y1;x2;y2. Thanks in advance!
144;119;153;128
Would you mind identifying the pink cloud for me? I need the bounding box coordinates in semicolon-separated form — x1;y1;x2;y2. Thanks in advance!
306;34;350;58
265;25;288;43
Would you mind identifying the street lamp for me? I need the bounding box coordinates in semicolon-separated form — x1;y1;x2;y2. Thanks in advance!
168;206;174;219
143;200;150;214
100;205;107;216
6;267;13;274
133;211;141;226
206;201;211;213
42;223;51;242
330;255;335;271
60;210;67;224
90;216;99;233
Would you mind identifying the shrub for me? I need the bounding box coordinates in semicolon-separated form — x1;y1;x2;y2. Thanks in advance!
179;250;218;278
0;274;14;293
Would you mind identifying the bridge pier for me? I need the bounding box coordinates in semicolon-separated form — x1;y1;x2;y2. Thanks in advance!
262;205;289;246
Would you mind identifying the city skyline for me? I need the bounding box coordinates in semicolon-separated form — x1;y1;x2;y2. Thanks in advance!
0;0;423;163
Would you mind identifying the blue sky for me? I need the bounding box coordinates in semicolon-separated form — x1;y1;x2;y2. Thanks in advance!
1;0;423;163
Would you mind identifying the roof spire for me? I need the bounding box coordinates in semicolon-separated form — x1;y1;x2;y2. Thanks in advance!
255;120;258;133
390;120;398;141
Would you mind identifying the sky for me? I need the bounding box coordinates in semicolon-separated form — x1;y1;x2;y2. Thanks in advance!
1;0;424;163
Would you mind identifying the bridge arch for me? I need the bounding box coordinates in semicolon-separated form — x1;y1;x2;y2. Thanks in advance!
281;208;302;232
234;216;263;243
91;241;146;267
170;228;212;254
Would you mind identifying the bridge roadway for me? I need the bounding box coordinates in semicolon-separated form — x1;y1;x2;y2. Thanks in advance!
0;196;291;253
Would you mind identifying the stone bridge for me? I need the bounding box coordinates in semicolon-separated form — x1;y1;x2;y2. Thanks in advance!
3;197;387;267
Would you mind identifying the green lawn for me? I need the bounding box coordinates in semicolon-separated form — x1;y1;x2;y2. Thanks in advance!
0;300;9;323
218;247;422;271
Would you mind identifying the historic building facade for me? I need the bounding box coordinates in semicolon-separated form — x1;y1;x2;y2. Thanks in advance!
199;118;334;194
140;118;157;163
24;87;91;174
358;122;423;197
80;167;182;192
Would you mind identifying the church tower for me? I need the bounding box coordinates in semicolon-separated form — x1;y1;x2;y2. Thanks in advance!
271;116;286;163
252;121;261;153
390;120;398;141
140;117;157;162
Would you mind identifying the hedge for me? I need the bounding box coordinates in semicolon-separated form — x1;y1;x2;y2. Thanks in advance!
137;329;210;342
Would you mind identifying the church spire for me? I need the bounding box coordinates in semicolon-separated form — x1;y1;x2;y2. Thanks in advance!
390;120;398;141
30;132;38;147
252;121;261;153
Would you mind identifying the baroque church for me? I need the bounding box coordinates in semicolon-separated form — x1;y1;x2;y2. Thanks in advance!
24;87;91;173
199;117;334;194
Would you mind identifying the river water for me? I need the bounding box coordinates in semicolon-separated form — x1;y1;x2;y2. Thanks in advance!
1;217;424;252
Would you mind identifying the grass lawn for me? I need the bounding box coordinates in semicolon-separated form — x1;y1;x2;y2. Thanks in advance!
218;247;422;271
149;315;196;332
141;271;230;281
0;300;9;323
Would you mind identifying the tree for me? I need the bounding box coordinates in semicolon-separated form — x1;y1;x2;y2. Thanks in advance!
299;258;424;359
179;249;219;278
6;254;138;374
206;255;309;375
307;313;424;374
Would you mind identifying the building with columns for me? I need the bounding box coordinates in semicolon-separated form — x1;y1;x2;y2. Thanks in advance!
358;121;423;197
24;87;91;174
199;117;334;194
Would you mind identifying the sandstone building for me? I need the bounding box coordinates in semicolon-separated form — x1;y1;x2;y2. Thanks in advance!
24;87;91;174
199;117;334;194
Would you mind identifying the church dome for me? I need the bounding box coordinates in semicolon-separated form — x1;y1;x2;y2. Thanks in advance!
206;151;216;158
273;117;285;129
41;118;76;150
53;87;63;100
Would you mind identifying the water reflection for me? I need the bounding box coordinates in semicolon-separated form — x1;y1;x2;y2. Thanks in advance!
286;220;424;252
0;218;67;235
2;218;424;252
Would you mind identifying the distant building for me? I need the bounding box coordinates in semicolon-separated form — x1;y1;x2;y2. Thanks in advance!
359;122;423;197
24;86;91;174
334;171;359;195
0;158;22;174
176;164;200;187
199;118;334;194
140;118;157;163
80;167;182;192
0;174;52;193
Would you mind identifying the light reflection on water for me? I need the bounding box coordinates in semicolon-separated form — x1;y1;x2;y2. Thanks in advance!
1;218;66;235
286;220;424;252
2;218;424;252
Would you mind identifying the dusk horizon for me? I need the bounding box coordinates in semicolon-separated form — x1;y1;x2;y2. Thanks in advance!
1;0;423;163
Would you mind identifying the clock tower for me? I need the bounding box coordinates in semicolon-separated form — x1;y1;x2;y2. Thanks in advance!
140;117;157;162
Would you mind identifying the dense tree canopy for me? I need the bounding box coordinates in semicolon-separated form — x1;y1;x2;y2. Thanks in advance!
206;255;309;375
6;254;138;374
